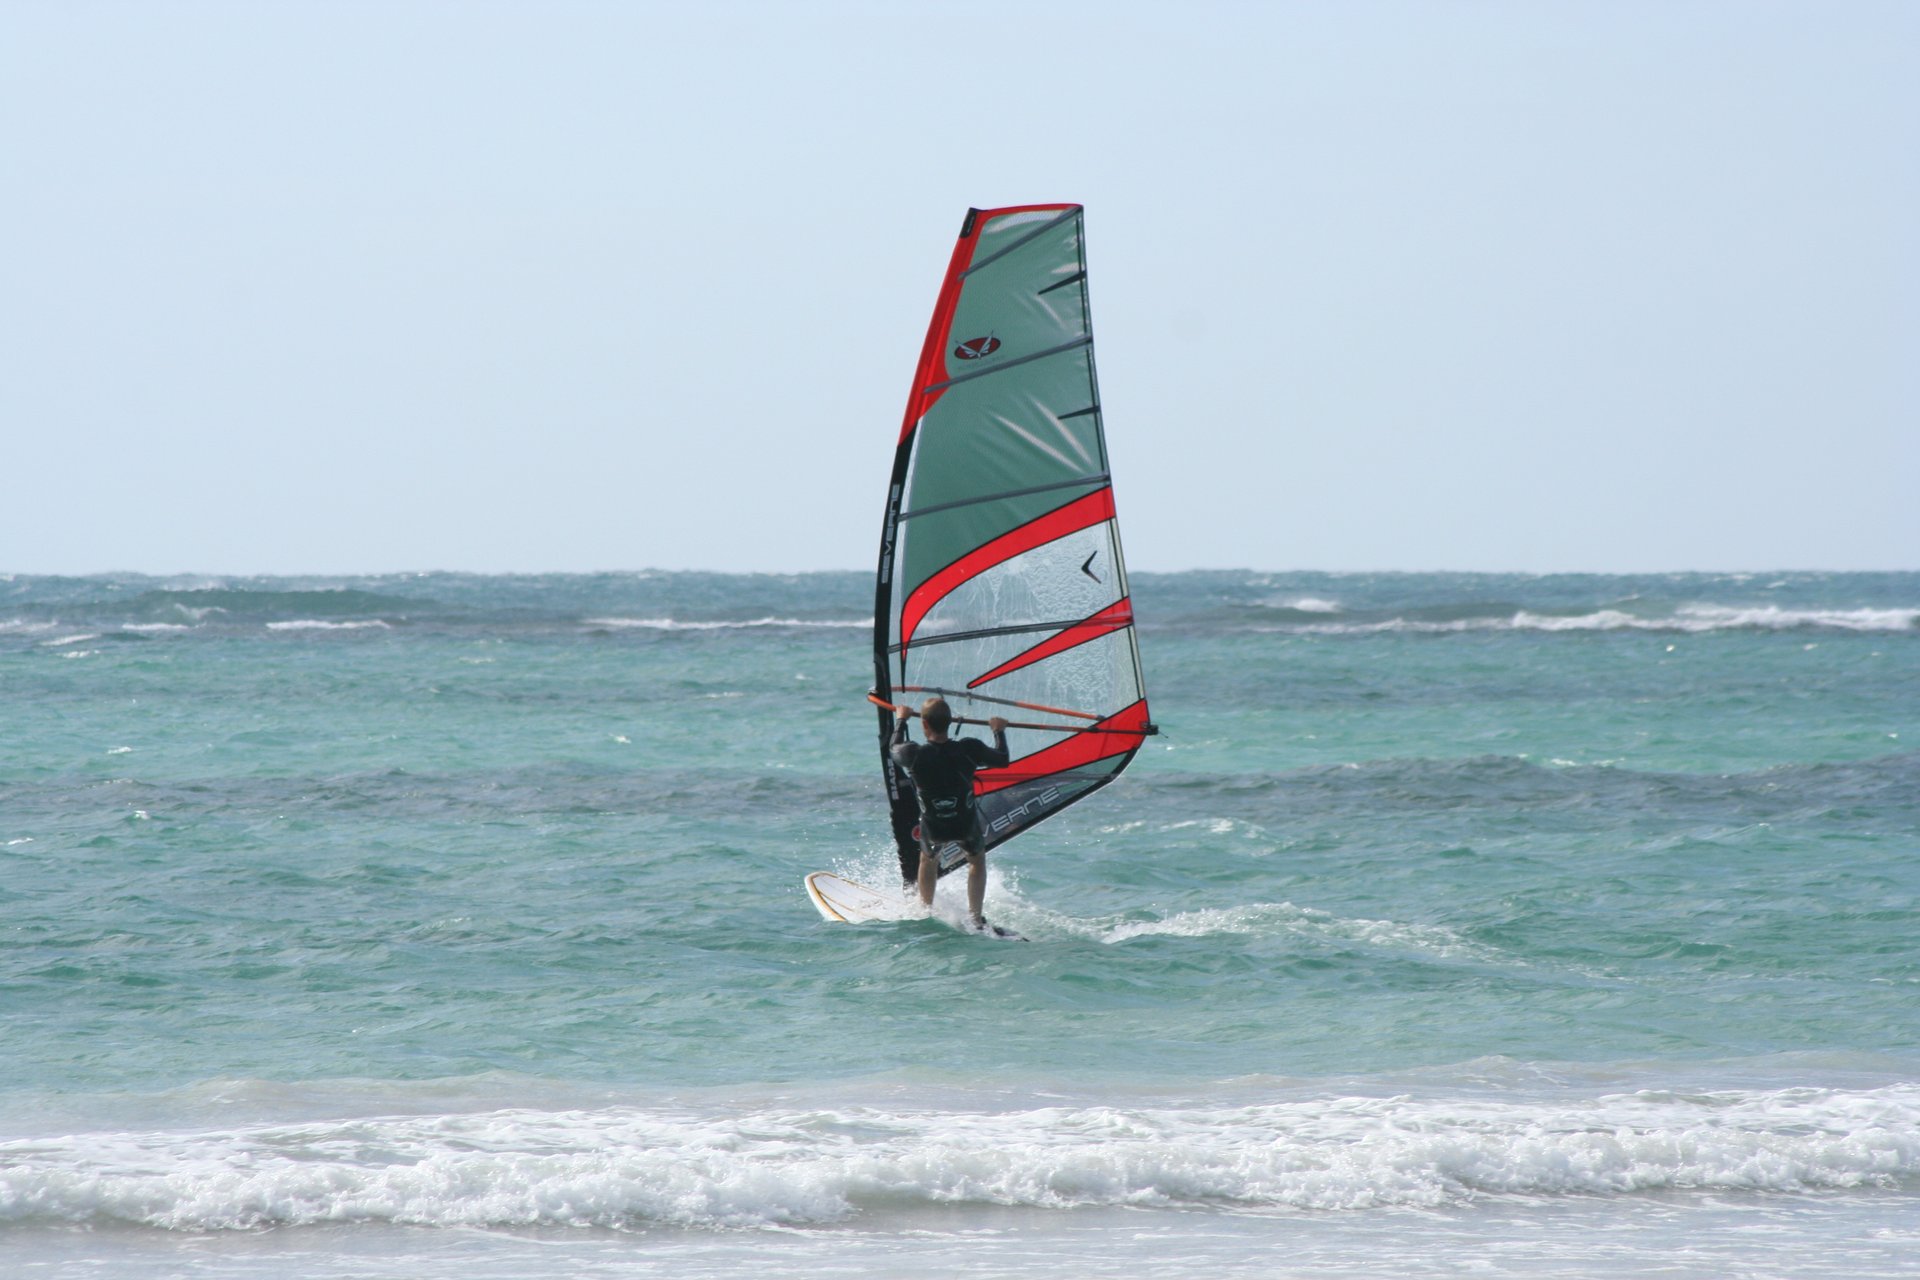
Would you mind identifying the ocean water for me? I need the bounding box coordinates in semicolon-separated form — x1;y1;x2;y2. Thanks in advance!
2;569;1916;1278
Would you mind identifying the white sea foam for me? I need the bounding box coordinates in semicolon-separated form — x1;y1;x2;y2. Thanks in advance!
1508;609;1646;632
1510;604;1920;634
41;633;100;647
264;620;393;632
883;865;1489;959
1667;603;1920;632
1162;817;1259;838
1278;604;1920;637
1258;596;1343;614
585;617;870;631
1076;901;1487;959
120;623;194;634
1;1084;1912;1230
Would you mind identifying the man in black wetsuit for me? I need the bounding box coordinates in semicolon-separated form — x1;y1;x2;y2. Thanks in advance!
890;696;1010;932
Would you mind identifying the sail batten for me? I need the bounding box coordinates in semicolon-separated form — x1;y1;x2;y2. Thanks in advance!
923;336;1093;393
961;205;1085;277
896;473;1109;522
890;614;1119;655
874;205;1151;870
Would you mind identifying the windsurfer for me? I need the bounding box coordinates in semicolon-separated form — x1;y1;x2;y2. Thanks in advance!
890;697;1010;931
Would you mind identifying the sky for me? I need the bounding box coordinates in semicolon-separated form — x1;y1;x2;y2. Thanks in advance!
3;0;1915;576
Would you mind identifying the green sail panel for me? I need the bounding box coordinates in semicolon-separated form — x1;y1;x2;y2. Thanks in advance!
873;205;1153;874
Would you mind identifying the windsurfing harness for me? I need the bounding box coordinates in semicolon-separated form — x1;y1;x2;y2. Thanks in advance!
890;719;1010;842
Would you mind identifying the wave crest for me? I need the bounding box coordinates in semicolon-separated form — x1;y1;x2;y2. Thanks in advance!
2;1085;1913;1230
1266;604;1920;636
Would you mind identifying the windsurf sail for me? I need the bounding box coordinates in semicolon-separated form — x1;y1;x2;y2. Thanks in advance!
873;204;1154;878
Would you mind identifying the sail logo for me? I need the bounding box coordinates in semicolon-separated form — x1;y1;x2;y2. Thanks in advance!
986;786;1062;834
953;335;1001;360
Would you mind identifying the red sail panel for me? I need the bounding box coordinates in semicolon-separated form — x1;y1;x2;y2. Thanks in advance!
968;597;1135;689
898;488;1115;650
974;700;1154;795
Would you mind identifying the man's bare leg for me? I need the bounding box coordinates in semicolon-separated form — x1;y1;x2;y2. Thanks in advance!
918;845;938;908
967;851;987;928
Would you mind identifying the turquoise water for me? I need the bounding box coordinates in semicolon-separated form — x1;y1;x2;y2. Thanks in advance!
2;570;1916;1276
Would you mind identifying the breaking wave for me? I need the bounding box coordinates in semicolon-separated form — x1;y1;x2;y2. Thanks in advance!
1263;604;1920;636
264;619;394;632
2;1085;1912;1230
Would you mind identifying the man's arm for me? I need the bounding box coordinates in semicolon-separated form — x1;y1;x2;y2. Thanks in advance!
969;715;1011;768
889;705;917;769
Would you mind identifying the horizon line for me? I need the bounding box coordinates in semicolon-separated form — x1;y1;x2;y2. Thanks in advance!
7;565;1917;580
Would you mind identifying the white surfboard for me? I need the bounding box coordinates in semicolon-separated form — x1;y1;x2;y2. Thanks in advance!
803;870;1027;939
804;870;915;924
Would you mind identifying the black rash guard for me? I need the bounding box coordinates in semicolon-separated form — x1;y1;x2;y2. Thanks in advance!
890;717;1011;843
